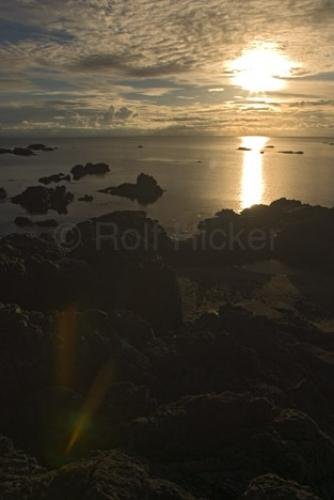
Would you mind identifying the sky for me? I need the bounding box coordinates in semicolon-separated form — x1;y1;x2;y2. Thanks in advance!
0;0;334;137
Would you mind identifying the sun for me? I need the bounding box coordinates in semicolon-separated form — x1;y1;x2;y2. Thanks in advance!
229;44;294;92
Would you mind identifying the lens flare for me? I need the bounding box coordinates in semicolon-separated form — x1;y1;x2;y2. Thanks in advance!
66;363;113;454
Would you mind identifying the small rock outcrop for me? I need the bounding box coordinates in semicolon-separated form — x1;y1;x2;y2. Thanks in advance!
100;173;164;205
12;147;35;156
78;194;94;202
39;173;70;185
0;187;7;200
279;150;304;155
28;144;56;152
71;162;110;180
12;185;74;214
0;144;56;155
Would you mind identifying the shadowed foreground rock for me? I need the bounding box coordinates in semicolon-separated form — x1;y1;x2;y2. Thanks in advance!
1;200;334;499
174;198;334;269
242;474;321;499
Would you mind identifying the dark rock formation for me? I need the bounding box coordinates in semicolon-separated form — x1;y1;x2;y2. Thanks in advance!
242;474;321;499
238;146;252;151
13;147;35;156
0;145;56;156
39;173;70;185
172;198;334;269
0;435;46;498
71;162;110;180
0;210;181;330
14;217;58;228
0;187;7;200
78;194;94;202
46;450;194;499
100;173;164;205
28;144;56;152
36;219;59;228
279;150;304;155
12;185;74;214
2;199;334;498
0;445;195;499
15;216;34;227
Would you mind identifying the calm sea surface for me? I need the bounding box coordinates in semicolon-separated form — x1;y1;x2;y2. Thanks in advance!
0;136;333;236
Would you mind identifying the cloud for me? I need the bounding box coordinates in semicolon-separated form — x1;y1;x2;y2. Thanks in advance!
1;0;334;134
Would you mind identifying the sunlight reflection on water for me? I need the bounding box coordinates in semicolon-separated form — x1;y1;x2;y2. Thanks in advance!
240;136;268;209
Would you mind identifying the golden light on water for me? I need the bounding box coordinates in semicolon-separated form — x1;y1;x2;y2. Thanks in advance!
240;136;268;210
230;45;294;92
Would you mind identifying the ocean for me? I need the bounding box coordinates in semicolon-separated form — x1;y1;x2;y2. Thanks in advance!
0;135;333;237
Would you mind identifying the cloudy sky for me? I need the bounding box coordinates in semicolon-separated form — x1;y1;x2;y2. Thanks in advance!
1;0;334;136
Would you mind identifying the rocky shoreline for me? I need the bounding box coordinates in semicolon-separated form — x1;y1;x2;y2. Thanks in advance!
1;197;334;499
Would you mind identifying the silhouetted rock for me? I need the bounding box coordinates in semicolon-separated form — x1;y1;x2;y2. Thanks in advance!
71;162;110;180
0;148;11;154
0;435;45;498
3;198;334;498
275;208;334;268
100;173;164;205
238;146;252;151
39;173;70;185
125;392;334;498
12;185;74;214
12;147;35;156
28;144;56;152
14;216;34;227
0;187;7;200
279;150;304;155
242;474;321;499
78;194;94;202
45;450;195;499
36;219;59;228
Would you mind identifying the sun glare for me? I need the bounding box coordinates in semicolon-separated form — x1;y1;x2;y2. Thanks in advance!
230;45;294;92
240;136;268;210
